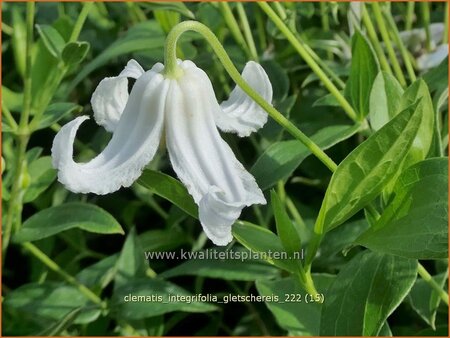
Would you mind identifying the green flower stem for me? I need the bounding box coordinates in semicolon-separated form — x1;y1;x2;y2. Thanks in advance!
417;263;449;305
236;3;259;61
3;2;35;261
258;2;358;122
69;2;94;42
164;21;338;172
218;2;251;58
3;134;28;261
255;7;267;51
444;2;449;44
385;8;417;83
405;2;415;31
361;4;393;76
371;3;407;87
18;1;35;131
319;2;333;60
420;2;432;52
22;242;105;307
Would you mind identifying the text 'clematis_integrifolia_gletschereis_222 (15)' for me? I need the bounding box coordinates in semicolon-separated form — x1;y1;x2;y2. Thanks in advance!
51;58;273;246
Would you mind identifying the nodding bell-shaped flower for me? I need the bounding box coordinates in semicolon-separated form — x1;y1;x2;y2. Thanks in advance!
52;59;273;246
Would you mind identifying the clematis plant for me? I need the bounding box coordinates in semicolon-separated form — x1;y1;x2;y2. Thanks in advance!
52;24;273;246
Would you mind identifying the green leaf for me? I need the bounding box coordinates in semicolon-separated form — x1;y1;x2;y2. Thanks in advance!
271;190;301;254
251;124;361;190
12;7;26;77
398;79;435;165
111;278;217;320
114;228;147;291
23;156;57;203
62;41;90;65
139;228;189;251
345;30;379;119
36;102;83;130
138;169;198;219
13;203;124;243
232;221;296;273
68;21;165;91
76;254;118;290
3;282;101;324
408;271;448;329
369;71;404;131
256;274;335;335
159;247;279;281
320;251;418;335
316;100;423;233
356;158;448;259
36;24;66;58
140;2;195;19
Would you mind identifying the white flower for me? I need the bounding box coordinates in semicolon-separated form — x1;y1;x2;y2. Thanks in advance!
51;59;272;246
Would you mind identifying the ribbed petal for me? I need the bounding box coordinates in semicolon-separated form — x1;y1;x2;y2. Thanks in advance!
52;68;168;195
165;61;266;246
217;61;273;137
91;59;147;132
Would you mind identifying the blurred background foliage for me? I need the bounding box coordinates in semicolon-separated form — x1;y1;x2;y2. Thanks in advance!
2;2;448;336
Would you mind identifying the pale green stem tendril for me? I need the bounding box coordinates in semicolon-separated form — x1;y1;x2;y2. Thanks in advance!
405;2;415;31
236;3;259;61
417;263;449;306
371;3;407;87
258;2;358;122
361;4;393;76
420;2;432;52
218;2;251;58
384;6;417;82
163;21;337;173
22;242;105;307
319;2;333;60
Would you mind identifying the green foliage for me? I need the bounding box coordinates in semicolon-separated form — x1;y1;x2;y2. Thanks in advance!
2;2;447;336
320;251;418;335
356;158;448;259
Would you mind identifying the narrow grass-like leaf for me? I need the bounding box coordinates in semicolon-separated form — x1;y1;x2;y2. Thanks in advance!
356;158;448;259
345;30;379;119
320;251;417;335
13;203;124;243
138;169;198;218
36;102;83;130
271;190;301;254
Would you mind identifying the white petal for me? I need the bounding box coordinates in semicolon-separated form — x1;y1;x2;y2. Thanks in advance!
52;70;168;195
91;59;148;132
416;44;448;70
217;61;273;137
91;76;128;132
119;59;145;79
165;61;266;246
